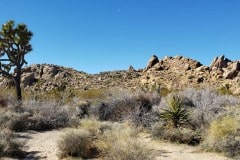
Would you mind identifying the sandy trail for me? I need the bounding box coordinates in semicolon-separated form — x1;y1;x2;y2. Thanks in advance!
152;141;232;160
8;130;232;160
18;130;64;160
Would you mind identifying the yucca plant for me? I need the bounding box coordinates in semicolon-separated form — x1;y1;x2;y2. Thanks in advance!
160;95;189;128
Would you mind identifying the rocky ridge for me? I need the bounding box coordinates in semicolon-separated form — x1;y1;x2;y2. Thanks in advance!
0;55;239;94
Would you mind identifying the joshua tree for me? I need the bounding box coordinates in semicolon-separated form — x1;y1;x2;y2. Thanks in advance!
0;20;33;102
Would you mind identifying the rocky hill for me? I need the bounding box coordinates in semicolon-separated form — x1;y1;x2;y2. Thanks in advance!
0;55;240;95
141;55;240;94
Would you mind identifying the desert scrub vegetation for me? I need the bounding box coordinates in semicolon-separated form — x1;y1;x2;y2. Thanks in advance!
159;95;189;128
0;100;77;131
203;114;240;158
179;88;239;130
152;94;201;145
98;89;160;127
152;121;201;145
58;128;97;159
152;89;240;146
0;128;24;158
58;119;155;159
74;88;106;101
95;122;155;160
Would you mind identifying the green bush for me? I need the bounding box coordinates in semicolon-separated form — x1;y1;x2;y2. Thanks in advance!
160;95;189;128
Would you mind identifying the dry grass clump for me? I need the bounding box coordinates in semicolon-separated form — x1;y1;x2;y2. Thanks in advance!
79;118;101;135
58;128;97;159
58;119;155;159
0;128;24;158
203;115;240;157
95;122;155;160
58;119;111;159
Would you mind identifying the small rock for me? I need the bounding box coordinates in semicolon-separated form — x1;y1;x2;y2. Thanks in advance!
128;65;136;72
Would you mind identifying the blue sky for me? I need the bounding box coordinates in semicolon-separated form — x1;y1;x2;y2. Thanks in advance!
1;0;240;73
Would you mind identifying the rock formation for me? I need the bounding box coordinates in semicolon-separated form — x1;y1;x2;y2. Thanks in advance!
210;55;231;69
145;55;159;70
0;55;239;95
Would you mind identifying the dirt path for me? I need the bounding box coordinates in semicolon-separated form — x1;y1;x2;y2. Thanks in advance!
18;130;64;160
152;141;231;160
13;130;232;160
142;135;232;160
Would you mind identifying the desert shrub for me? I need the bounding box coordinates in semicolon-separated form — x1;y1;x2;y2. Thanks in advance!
159;87;171;97
98;92;137;121
152;121;201;145
58;120;155;159
179;88;239;130
0;96;7;108
0;101;72;131
0;129;24;158
95;122;155;160
79;118;101;136
218;85;233;95
58;128;97;159
98;90;160;127
22;101;71;130
0;109;30;131
203;115;240;157
0;87;15;101
75;100;91;119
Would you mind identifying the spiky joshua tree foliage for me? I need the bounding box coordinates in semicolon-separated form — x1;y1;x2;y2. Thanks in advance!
160;95;189;128
0;20;33;102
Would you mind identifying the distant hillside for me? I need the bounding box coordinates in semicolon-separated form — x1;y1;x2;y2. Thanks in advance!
0;55;239;95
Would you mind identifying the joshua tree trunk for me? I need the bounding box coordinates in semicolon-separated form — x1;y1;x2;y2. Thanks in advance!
14;68;22;102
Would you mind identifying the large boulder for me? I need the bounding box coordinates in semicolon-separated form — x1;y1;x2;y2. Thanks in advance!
146;55;159;70
42;65;58;79
21;73;35;87
223;61;240;79
210;55;231;69
223;70;238;79
232;61;240;71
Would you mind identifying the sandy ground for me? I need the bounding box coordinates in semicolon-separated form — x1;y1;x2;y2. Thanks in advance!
18;130;64;160
146;138;232;160
2;130;232;160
